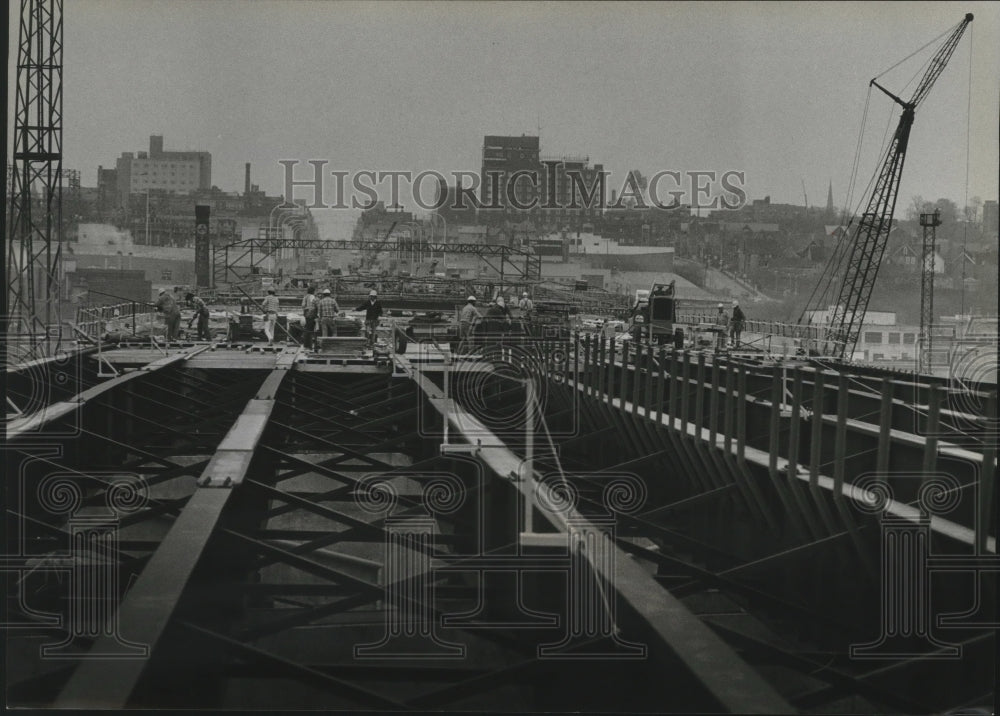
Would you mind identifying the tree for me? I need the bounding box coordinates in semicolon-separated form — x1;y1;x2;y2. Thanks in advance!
965;196;982;224
932;198;959;226
907;195;927;221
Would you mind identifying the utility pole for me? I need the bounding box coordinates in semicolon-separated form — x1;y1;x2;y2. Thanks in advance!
918;209;941;373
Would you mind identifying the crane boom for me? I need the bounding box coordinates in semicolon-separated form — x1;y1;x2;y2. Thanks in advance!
818;13;972;359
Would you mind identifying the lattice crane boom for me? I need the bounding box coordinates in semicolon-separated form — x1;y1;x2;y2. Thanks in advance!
821;13;972;359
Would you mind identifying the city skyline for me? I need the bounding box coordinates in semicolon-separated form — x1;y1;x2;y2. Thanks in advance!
6;1;998;239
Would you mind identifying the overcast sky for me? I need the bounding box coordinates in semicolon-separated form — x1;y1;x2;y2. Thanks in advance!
7;1;999;238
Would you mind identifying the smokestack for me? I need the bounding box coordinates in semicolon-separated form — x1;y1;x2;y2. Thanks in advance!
244;163;251;196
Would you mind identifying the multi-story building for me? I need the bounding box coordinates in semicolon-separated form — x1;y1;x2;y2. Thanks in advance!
983;200;998;234
479;135;605;231
480;135;542;224
115;135;212;207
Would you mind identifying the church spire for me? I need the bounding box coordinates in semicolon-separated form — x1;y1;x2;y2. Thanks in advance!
826;180;834;214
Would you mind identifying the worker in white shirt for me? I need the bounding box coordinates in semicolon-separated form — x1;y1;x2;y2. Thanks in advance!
518;291;533;317
262;288;280;344
458;295;481;342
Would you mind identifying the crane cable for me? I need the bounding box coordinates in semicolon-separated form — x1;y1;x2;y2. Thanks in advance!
800;21;962;330
795;85;873;326
960;23;973;316
872;21;959;81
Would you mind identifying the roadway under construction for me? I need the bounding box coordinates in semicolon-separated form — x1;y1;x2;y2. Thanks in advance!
5;330;997;713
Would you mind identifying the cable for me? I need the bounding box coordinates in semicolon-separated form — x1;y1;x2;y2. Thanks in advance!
873;21;958;80
960;23;973;316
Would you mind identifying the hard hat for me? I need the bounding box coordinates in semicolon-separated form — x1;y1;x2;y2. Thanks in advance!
369;290;377;297
496;297;505;307
522;292;529;297
717;303;724;308
267;288;276;294
322;288;331;295
732;300;739;306
467;295;477;302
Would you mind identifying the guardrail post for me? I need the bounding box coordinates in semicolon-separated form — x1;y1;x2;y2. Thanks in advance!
644;342;654;416
694;353;706;432
631;340;641;415
736;363;747;463
607;339;616;407
680;351;691;433
921;385;941;478
723;357;734;454
832;373;849;496
978;391;997;554
709;355;720;446
654;347;666;424
619;340;630;412
877;377;892;476
668;351;679;430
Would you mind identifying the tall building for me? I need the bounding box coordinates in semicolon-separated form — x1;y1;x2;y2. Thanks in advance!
479;135;604;230
115;135;212;206
983;200;998;233
480;135;542;223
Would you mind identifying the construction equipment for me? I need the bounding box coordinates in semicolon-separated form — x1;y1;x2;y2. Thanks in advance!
629;280;682;347
804;13;972;359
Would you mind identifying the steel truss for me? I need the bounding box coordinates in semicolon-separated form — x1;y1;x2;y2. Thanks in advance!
212;237;543;287
6;0;64;360
6;337;996;712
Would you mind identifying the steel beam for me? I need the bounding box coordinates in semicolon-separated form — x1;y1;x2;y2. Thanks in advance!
411;371;795;715
54;366;290;708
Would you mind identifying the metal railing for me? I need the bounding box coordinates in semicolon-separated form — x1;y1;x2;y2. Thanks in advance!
74;295;159;339
677;313;830;341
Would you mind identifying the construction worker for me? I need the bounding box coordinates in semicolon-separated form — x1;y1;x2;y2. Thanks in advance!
301;286;318;349
458;295;481;342
261;287;280;344
518;291;533;316
317;288;340;338
730;300;745;348
714;303;728;351
355;290;383;347
155;288;181;342
185;292;211;341
487;296;512;331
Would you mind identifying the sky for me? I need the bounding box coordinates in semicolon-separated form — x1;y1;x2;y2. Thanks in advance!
7;0;999;239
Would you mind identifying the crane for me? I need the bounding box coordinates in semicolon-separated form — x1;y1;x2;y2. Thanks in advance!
805;13;973;359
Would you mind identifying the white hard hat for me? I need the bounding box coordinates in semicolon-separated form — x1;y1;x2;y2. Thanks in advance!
159;288;167;294
717;303;724;308
496;297;505;307
467;295;477;302
322;288;331;295
369;290;377;297
732;300;739;306
522;292;529;297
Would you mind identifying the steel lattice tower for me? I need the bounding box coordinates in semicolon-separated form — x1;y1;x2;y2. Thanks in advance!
918;209;941;373
6;0;64;361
